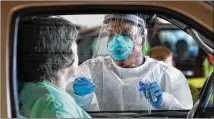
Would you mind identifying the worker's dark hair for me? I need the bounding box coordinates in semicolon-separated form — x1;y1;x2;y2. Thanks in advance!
18;16;78;83
139;14;159;41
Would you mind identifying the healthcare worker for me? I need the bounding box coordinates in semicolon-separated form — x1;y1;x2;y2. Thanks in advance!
67;14;193;111
18;16;91;118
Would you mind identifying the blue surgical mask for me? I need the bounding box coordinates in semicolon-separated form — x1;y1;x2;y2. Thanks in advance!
107;34;134;60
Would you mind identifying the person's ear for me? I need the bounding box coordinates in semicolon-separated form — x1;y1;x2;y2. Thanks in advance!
141;38;146;48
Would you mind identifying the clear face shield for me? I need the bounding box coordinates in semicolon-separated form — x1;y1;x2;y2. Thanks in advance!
92;14;147;68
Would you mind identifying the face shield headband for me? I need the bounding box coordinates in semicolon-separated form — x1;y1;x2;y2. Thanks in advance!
104;14;145;27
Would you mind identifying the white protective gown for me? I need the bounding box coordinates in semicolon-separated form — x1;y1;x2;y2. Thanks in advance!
67;56;193;111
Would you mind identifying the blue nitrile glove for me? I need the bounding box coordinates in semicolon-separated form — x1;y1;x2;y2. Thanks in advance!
138;81;149;97
73;77;96;96
139;81;163;109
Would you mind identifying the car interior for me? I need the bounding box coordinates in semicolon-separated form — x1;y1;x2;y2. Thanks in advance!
6;3;214;118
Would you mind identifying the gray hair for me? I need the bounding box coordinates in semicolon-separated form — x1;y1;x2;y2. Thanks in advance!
18;16;78;83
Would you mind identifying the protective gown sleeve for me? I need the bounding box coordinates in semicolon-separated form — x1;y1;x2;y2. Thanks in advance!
30;94;91;118
159;66;193;110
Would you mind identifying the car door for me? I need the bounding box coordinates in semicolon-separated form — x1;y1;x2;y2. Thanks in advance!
1;1;213;118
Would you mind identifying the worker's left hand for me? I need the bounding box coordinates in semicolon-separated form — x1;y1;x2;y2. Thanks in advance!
73;77;96;96
139;81;163;108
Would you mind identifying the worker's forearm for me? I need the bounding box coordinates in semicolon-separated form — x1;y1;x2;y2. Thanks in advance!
69;93;94;111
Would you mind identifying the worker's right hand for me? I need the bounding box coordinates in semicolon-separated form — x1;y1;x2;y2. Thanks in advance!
73;77;96;96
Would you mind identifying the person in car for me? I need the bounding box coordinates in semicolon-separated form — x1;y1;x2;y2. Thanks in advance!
67;14;193;111
18;16;91;118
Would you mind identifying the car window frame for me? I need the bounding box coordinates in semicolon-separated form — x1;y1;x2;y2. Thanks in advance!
9;4;213;118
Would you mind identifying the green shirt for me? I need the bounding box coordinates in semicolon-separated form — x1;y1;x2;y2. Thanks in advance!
19;81;91;118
